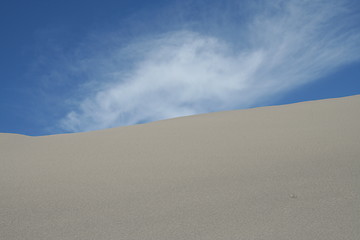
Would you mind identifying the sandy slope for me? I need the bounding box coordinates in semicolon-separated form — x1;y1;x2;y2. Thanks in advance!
1;95;359;240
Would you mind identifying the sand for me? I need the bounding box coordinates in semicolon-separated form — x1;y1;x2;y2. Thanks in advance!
1;95;359;239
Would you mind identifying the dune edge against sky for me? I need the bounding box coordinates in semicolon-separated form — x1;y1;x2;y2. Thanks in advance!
0;94;359;239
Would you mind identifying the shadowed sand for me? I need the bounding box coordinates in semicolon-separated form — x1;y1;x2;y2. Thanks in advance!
1;95;360;239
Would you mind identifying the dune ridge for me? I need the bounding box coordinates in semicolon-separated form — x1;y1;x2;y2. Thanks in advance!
1;95;360;239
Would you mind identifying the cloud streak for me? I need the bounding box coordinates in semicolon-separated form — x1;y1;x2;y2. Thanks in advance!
57;0;360;132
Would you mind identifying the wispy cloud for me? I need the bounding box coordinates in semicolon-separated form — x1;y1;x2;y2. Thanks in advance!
56;0;360;132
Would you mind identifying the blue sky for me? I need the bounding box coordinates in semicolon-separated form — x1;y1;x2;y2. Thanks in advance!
1;0;360;136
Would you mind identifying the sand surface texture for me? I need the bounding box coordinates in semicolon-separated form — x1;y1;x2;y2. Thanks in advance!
1;95;360;239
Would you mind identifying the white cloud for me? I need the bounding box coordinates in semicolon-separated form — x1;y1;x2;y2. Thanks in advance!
58;0;360;132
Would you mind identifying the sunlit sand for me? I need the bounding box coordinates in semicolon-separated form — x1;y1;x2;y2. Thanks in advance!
1;95;359;239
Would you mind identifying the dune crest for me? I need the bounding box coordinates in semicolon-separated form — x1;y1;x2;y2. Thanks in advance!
1;95;360;239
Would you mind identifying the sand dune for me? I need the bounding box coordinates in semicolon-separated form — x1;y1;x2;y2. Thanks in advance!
1;95;360;239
